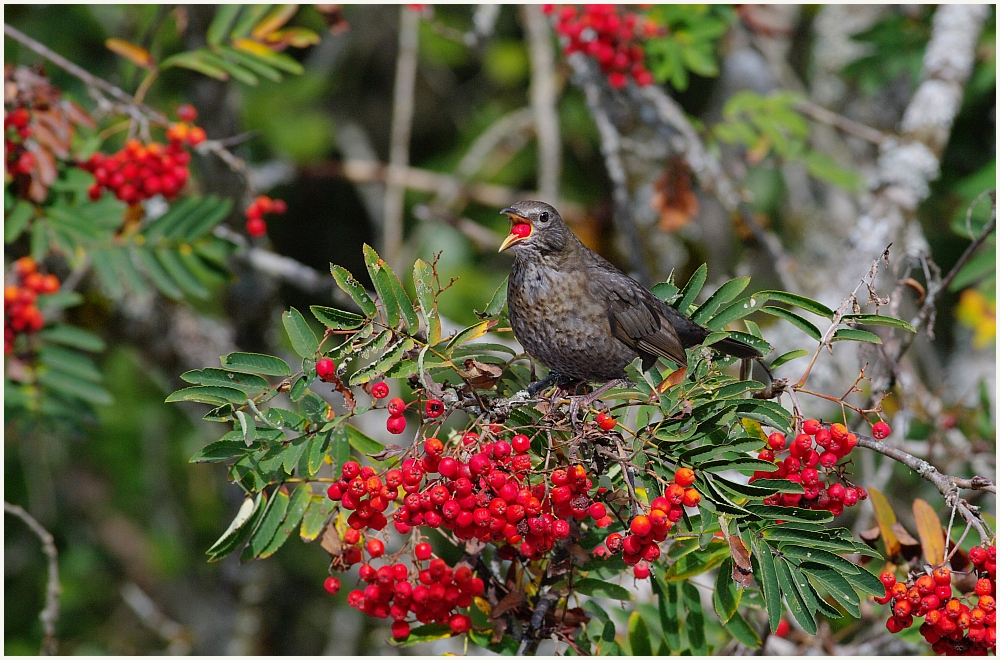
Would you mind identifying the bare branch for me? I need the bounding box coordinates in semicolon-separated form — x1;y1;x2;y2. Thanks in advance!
383;6;421;270
795;98;888;145
523;5;561;201
5;501;60;655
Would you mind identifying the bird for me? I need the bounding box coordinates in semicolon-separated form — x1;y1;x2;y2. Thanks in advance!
499;200;761;389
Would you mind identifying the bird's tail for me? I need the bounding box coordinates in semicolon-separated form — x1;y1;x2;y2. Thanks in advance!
714;337;762;360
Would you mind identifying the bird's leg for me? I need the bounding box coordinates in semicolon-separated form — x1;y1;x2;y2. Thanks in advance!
566;378;630;429
527;372;563;397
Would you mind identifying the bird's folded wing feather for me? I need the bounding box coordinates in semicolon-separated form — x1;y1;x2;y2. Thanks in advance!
590;262;688;367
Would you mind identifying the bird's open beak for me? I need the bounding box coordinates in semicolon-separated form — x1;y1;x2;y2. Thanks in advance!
499;208;533;252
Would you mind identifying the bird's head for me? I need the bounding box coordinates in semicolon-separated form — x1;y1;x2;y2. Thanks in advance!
498;200;570;255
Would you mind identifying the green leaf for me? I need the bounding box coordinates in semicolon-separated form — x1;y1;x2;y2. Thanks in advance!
257;483;311;558
348;338;414;385
300;494;336;541
233;40;303;74
692;277;750;324
831;328;882;344
841;565;885;597
135;247;185;300
218;46;283;82
166;385;247;405
764;528;867;557
770;349;810;369
310;305;366;330
651;280;679;303
306;431;331;477
190;436;253;463
195;49;259;85
476;278;508;318
143;196;201;241
775;556;817;634
736;399;792;429
752;538;782;633
160;50;230;79
346;425;384;458
628;611;652;656
447;320;494;349
675;263;707;315
282;307;319;358
841;314;915;332
279;436;308;474
801;563;860;618
5;200;33;243
699;457;779;474
713;558;740;623
38;345;102;383
682;580;706;654
242;485;290;561
755;291;834;318
155;248;210;298
723;609;762;649
221;352;291;377
949;246;995;291
761;306;822;341
706;293;772;331
663;541;729;581
36;369;112;405
180;368;270;394
230;4;272;39
177;197;233;241
413;259;442;344
235;410;256;446
208;4;242;45
330;266;378;317
746;504;833;522
37;324;105;352
207;492;265;561
574;578;632;600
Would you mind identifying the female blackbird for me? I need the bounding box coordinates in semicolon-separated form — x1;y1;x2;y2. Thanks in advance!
499;200;761;384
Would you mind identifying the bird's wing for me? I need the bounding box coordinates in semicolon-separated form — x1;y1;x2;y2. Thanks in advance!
588;259;689;367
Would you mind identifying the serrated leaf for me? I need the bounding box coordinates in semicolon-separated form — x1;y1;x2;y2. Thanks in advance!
195;49;259;85
156;248;210;299
706;293;771;330
779;545;860;575
756;290;834;318
628;611;652;655
243;485;291;561
166;385;247;405
663;541;729;581
831;328;882;344
36;323;105;353
5;200;33;243
348;338;414;385
234;410;255;446
775;557;817;634
218;45;283;82
692;277;750;324
651;280;679;303
801;563;860;618
761;306;822;341
257;483;310;558
714;558;740;623
476;278;508;318
745;504;834;523
682;580;706;653
751;538;782;633
447;320;495;349
306;431;330;477
912;499;945;565
300;494;336;541
723;609;762;649
842;314;915;332
160;50;229;79
190;436;253;463
654;577;681;650
346;424;384;458
135;247;185;300
221;352;291;377
310;305;365;330
36;369;113;405
207;492;265;561
282;307;319;358
180;368;270;394
232;38;304;74
699;457;779;473
413;259;441;344
841;565;884;596
38;345;102;383
770;349;809;369
868;487;901;558
675;263;707;315
208;4;242;45
574;578;632;600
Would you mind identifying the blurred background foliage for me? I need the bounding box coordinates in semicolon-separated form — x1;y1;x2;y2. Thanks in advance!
4;4;995;655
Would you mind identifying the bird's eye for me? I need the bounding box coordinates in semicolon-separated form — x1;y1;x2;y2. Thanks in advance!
538;211;549;223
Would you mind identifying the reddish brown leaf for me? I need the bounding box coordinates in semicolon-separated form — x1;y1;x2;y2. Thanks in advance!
314;4;351;35
457;358;503;390
492;590;525;619
319;524;342;556
891;522;920;547
727;534;754;588
657;367;687;393
650;157;699;232
912;499;946;566
368;444;407;462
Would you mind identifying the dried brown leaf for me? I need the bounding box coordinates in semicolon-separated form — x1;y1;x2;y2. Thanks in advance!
728;534;754;588
491;589;525;619
868;487;902;558
891;522;920;547
105;38;155;68
651;157;699;233
457;358;503;390
912;499;945;566
368;444;407;462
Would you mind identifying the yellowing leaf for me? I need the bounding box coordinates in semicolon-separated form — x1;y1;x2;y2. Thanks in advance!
913;499;946;566
868;487;901;558
233;38;277;57
251;4;298;39
105;38;155;68
473;596;492;616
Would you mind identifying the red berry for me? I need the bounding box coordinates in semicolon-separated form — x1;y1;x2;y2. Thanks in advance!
415;542;432;560
387;416;406;434
423;437;443;457
387;397;406;417
371;381;389;399
630;515;652;537
595;412;617;431
323;576;341;594
187;126;207;146
872;421;891;439
176;104;198;122
774;618;791;637
448;613;471;634
633;561;651;579
880;571;897;588
767;432;786;450
511;434;530;453
589;502;607;520
366;538;385;558
976;578;993;597
272;199;287;214
681;488;701;508
424;399;444;418
608;71;627;88
245;217;267;237
674;467;695;487
316;357;336;381
391;620;410;639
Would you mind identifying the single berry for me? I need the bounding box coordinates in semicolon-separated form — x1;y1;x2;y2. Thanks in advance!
177;104;198;122
366;538;385;558
246;217;267;237
371;381;389;399
633;561;651;579
415;542;432;560
767;432;786;450
511;434;530;453
323;576;341;594
387;397;406;417
595;412;617;431
386;416;407;435
316;358;336;381
391;620;410;639
774;618;791;638
803;419;822;435
630;515;652;536
424;399;444;418
674;467;696;487
872;421;891;439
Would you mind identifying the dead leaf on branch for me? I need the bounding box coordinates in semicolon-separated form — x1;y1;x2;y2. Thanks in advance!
650;157;699;232
457;358;502;390
727;534;754;588
912;499;946;566
368;444;407;462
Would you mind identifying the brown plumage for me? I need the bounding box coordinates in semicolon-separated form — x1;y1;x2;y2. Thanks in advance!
499;200;761;383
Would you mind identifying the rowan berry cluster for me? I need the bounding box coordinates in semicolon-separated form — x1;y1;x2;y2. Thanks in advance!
81;138;193;205
5;257;59;354
4;107;35;176
877;545;997;655
751;419;869;516
244;195;287;238
601;467;700;570
544;4;658;89
344;546;480;640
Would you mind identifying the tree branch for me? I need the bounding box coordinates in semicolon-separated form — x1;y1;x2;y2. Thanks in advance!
523;5;561;202
5;501;60;655
855;434;995;543
383;6;421;270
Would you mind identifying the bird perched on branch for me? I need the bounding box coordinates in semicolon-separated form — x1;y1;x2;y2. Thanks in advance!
499;200;761;389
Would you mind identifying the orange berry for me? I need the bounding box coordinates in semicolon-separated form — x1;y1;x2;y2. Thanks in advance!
674;467;695;487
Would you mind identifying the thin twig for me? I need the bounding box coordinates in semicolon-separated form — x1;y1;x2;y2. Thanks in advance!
383;6;421;270
523;5;561;201
795;98;887;145
5;501;60;655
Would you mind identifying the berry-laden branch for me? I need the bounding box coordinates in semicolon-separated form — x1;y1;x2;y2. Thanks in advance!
855;433;995;543
5;501;60;655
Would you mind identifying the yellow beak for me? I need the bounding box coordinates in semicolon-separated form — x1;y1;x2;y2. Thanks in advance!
499;210;532;252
